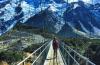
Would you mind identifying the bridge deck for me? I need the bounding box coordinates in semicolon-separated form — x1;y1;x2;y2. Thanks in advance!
44;42;64;65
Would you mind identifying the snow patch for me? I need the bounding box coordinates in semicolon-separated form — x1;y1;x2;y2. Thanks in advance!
48;4;58;12
78;21;90;33
67;22;90;38
93;27;100;36
89;22;100;36
74;29;89;38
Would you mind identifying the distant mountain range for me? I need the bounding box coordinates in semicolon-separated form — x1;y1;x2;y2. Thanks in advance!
0;0;100;38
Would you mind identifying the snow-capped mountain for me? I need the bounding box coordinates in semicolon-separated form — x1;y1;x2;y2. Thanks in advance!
0;0;100;38
0;0;67;35
63;1;100;37
24;3;67;33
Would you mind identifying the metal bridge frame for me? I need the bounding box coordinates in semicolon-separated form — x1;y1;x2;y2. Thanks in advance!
59;42;96;65
17;41;51;65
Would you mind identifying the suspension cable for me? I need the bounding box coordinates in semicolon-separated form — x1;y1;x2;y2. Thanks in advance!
31;42;50;64
61;45;80;65
17;40;50;65
62;42;96;65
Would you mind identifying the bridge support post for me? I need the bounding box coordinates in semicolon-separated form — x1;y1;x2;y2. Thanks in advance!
22;62;25;65
68;55;70;65
86;61;88;65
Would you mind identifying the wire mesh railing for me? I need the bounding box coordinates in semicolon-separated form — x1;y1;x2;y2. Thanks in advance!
59;42;96;65
17;41;51;65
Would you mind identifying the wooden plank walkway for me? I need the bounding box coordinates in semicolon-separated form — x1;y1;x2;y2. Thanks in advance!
44;41;64;65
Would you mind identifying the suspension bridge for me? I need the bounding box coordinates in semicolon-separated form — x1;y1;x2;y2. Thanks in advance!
17;40;96;65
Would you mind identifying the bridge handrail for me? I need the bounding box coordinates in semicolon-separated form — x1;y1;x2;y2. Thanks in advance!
31;42;50;65
60;45;80;65
17;41;50;65
63;47;80;65
62;42;96;65
59;50;67;65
